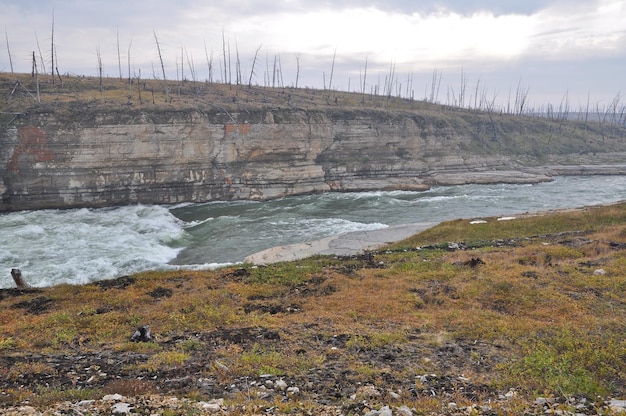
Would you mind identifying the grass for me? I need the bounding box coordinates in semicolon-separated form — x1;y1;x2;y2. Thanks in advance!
1;201;626;411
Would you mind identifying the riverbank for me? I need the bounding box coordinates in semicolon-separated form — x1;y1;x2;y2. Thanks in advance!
244;222;437;264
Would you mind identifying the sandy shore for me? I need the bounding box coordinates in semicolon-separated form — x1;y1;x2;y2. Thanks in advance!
244;222;436;264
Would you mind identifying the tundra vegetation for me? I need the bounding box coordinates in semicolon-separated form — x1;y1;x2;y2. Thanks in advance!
1;202;625;414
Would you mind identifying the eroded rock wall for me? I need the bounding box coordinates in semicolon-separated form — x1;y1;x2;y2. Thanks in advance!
0;106;616;211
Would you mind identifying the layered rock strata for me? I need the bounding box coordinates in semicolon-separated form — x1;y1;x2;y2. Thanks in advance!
1;106;624;211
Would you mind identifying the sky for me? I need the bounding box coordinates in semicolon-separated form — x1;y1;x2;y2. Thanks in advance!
2;0;626;111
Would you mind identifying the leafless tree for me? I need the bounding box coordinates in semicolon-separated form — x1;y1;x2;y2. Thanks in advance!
514;78;529;115
227;40;232;84
186;48;197;83
249;44;262;87
361;56;368;98
32;51;41;103
153;31;167;81
35;32;46;74
204;40;213;83
458;68;466;108
116;27;122;79
127;39;133;93
272;54;278;88
54;45;62;85
328;49;336;92
153;31;168;101
295;53;300;89
473;78;480;109
222;30;227;83
429;68;442;103
5;27;13;73
96;44;104;102
50;11;55;83
235;41;242;85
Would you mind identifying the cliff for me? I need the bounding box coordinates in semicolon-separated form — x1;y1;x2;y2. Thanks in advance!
2;75;626;211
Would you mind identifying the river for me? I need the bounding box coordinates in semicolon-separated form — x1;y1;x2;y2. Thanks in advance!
1;175;624;288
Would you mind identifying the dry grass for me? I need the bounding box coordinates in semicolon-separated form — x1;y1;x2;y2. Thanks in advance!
1;202;626;410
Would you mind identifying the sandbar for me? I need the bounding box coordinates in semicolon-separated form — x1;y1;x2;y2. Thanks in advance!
244;222;436;265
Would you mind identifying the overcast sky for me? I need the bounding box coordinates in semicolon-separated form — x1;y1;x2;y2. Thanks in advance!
2;0;626;110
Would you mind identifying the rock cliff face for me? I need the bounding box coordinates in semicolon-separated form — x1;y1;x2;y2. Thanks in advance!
1;105;625;211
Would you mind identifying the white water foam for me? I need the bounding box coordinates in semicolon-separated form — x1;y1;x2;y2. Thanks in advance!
0;205;188;288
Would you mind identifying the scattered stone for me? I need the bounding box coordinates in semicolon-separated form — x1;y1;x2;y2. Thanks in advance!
356;384;382;398
379;406;393;416
275;379;288;391
16;406;37;415
102;393;125;402
611;399;626;413
396;405;414;416
594;268;607;276
199;398;224;412
286;386;300;395
130;324;153;342
111;402;133;414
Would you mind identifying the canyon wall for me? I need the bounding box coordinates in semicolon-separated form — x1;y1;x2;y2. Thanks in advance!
1;106;625;211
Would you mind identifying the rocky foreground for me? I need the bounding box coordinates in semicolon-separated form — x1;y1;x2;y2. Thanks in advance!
4;388;626;415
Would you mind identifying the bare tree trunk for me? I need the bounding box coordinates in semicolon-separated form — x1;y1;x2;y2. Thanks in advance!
249;44;262;87
235;41;241;85
55;46;62;85
361;56;368;101
153;31;168;101
227;40;232;84
186;48;196;83
272;54;277;88
137;68;142;104
204;41;213;83
32;51;41;103
11;269;30;289
295;53;300;89
5;27;13;73
328;49;336;92
97;45;103;102
116;27;122;80
35;32;46;74
51;11;55;83
127;39;133;95
222;30;227;83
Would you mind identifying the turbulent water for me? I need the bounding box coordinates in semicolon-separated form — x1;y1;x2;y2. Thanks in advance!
1;175;625;288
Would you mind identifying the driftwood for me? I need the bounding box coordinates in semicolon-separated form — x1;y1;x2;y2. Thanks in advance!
11;269;30;288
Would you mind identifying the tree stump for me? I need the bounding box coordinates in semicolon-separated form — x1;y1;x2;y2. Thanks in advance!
11;269;30;288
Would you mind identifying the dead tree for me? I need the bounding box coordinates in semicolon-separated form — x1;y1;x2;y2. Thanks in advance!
11;269;30;288
116;27;122;80
153;31;168;101
96;45;104;102
203;41;213;83
295;53;300;89
5;27;13;73
32;51;41;103
328;49;336;92
361;56;368;102
248;44;262;87
51;11;55;83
